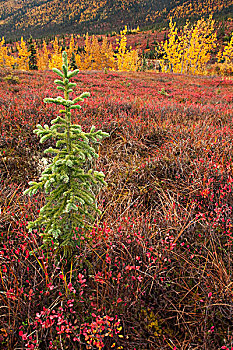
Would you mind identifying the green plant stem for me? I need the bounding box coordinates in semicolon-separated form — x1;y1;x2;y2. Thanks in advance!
64;76;73;237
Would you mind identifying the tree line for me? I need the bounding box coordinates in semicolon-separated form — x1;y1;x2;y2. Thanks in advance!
0;19;232;75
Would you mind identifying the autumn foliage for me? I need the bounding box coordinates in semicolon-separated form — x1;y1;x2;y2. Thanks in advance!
161;16;217;74
1;17;233;76
1;0;233;39
1;64;233;349
0;5;233;349
216;32;233;76
0;28;140;73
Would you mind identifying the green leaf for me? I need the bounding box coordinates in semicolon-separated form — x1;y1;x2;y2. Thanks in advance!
71;125;82;132
62;64;68;78
44;147;60;154
50;123;64;130
70;105;81;110
54;79;65;86
44;97;57;104
62;175;69;183
80;91;91;99
23;188;32;195
40;134;52;143
66;159;73;167
52;68;64;78
55;159;65;166
57;86;66;92
48;228;61;239
67;69;79;78
68;83;76;88
56;140;67;147
35;124;43;130
51;116;66;124
31;188;39;195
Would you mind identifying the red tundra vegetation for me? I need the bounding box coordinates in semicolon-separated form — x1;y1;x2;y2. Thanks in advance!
0;68;233;349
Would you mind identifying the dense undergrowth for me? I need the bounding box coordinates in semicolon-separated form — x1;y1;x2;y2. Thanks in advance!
0;68;233;349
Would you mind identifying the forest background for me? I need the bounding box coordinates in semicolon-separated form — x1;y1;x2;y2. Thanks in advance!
1;14;233;77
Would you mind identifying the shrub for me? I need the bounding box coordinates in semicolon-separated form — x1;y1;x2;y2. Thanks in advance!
3;74;20;84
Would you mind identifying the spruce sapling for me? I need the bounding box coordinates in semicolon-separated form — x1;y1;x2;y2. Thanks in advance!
24;52;109;255
28;36;38;70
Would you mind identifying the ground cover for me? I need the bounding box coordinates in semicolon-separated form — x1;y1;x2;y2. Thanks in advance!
0;68;233;349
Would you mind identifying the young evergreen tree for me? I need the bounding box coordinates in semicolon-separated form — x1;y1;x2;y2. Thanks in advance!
28;37;38;70
141;49;147;71
70;52;78;70
24;52;109;255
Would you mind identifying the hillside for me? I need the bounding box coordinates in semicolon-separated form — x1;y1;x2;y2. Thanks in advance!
0;0;233;38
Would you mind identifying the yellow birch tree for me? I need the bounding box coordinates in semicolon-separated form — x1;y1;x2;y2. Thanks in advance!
76;33;93;70
49;37;62;70
16;37;30;70
0;37;16;68
67;34;75;61
115;26;139;71
0;37;9;67
216;32;233;75
161;16;216;75
37;40;50;70
160;19;184;73
100;36;116;70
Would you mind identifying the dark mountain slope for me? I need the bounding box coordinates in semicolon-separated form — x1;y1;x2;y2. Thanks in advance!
0;0;232;38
